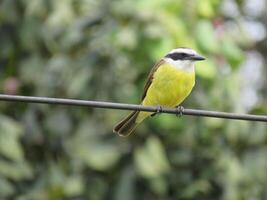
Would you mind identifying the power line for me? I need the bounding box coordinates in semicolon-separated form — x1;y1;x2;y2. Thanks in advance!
0;94;266;122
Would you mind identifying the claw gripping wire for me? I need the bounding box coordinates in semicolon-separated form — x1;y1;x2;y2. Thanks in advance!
176;106;184;117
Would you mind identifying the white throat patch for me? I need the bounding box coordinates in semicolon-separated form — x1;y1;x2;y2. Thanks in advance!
164;57;195;73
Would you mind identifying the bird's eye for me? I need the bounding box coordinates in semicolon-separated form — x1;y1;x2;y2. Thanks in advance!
180;53;187;57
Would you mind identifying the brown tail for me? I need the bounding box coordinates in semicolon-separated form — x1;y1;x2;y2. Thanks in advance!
113;111;140;137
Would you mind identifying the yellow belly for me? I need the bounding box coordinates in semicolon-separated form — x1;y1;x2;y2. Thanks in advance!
137;63;195;123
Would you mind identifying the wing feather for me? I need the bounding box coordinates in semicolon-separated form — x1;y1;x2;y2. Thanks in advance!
141;59;165;100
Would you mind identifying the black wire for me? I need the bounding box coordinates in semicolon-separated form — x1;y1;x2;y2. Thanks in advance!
0;94;266;122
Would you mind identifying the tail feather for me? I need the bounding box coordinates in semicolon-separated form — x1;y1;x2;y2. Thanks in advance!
113;111;140;137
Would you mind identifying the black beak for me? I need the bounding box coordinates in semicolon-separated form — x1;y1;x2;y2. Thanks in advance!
190;54;205;61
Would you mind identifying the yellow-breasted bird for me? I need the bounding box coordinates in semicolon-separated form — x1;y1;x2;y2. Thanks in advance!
113;47;205;136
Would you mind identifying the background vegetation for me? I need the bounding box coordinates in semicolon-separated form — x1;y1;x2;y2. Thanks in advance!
0;0;267;199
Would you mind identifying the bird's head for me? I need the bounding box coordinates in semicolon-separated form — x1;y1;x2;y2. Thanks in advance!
164;47;205;72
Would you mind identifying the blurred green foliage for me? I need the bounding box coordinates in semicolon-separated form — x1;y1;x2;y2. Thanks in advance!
0;0;267;199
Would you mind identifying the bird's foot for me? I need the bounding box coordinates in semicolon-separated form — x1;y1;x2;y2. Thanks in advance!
175;106;184;117
151;105;163;117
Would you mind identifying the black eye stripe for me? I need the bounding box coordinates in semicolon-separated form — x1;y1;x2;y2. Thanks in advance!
165;52;190;60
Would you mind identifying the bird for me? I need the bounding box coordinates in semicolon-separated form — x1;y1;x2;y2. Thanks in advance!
113;47;205;136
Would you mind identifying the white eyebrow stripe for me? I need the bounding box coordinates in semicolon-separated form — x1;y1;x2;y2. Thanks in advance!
169;48;197;55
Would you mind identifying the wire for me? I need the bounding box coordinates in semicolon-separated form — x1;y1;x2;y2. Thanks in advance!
0;94;266;122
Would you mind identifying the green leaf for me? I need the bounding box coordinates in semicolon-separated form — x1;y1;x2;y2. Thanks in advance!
182;179;211;198
0;115;24;161
150;38;174;60
197;0;215;18
0;178;14;198
221;39;245;69
134;136;170;178
64;176;84;197
114;167;136;200
84;144;121;171
195;58;216;79
0;160;33;180
65;120;122;171
45;109;72;136
196;21;219;53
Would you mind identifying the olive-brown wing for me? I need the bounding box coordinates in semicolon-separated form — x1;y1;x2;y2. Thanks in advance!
141;59;165;100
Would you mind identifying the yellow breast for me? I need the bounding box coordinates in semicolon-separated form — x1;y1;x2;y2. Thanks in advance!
137;63;195;123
